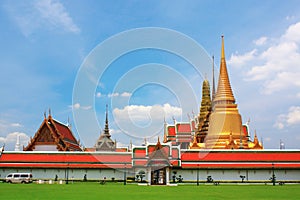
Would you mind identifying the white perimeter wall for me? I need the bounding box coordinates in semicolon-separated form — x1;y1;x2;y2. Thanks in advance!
0;168;126;181
170;169;300;182
1;168;299;181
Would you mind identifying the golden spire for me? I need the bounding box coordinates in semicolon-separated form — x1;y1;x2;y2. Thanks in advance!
214;36;235;104
205;36;248;149
212;55;216;102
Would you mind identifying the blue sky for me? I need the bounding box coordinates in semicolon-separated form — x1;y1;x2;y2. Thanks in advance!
1;0;300;150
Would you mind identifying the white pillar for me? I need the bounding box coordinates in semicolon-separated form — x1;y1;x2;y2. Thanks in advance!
147;167;151;185
166;167;170;185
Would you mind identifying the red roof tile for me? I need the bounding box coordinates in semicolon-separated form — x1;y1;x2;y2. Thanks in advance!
168;126;176;136
176;123;191;133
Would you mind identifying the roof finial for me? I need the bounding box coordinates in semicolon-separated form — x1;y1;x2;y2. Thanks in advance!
48;108;52;116
172;116;176;124
44;111;47;119
104;104;110;136
221;35;225;59
212;55;216;101
187;113;191;121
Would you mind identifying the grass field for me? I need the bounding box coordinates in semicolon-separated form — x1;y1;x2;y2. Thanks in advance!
1;182;299;200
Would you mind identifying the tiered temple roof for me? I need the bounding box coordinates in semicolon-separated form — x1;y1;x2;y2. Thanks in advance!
95;105;116;151
24;113;81;151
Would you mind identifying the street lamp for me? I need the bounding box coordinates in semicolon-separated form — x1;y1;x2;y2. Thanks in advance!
272;163;276;186
66;163;69;184
124;163;127;185
197;164;199;186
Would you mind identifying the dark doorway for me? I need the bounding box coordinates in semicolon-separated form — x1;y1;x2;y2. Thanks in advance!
151;168;166;185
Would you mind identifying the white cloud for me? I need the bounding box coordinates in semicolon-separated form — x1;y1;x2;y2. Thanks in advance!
0;120;23;133
120;92;131;97
228;49;257;68
108;92;120;98
0;132;30;150
254;37;268;46
96;92;102;98
112;104;182;139
4;0;80;36
274;106;300;129
110;129;122;135
10;123;22;127
108;92;132;98
228;21;300;95
35;0;80;34
113;103;182;123
264;137;272;142
69;103;92;110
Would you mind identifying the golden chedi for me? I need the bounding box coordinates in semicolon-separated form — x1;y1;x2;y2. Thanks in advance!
196;79;212;143
205;36;249;149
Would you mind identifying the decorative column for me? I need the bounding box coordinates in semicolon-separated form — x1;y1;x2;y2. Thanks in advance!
166;167;170;185
147;167;151;185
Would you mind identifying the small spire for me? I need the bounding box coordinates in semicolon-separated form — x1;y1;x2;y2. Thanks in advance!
104;104;110;136
187;113;191;121
221;35;225;59
130;140;133;150
44;111;47;119
172;116;176;124
191;110;195;118
212;55;216;101
15;134;20;151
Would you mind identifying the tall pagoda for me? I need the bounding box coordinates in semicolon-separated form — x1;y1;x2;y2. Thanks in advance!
205;36;249;149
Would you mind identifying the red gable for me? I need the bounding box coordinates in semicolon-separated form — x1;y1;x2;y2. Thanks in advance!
24;115;81;151
242;125;249;137
176;123;191;133
168;126;176;136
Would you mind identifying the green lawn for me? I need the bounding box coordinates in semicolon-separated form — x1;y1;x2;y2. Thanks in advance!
0;182;299;200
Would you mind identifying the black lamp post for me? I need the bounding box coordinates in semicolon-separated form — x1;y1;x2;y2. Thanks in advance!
272;163;276;186
66;163;69;184
197;164;199;186
124;164;127;185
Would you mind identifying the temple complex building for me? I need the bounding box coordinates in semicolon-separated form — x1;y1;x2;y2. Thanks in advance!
23;112;82;151
0;36;298;185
